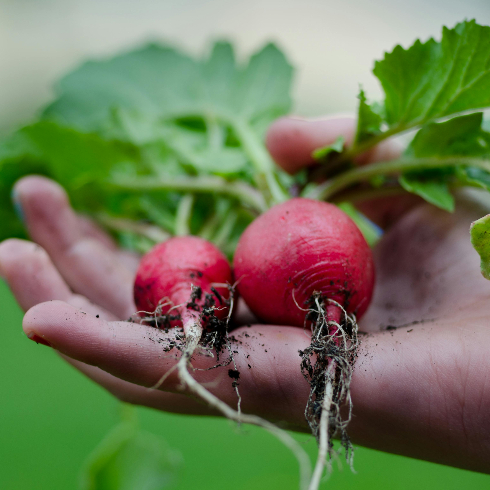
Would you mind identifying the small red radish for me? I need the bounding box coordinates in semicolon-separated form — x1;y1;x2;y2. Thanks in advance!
233;198;375;489
133;235;234;427
133;235;313;486
134;236;233;333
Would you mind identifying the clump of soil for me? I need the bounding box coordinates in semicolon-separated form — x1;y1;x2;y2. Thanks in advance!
130;284;239;387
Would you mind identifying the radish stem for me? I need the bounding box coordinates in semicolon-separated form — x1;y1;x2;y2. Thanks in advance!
110;174;268;214
232;118;289;205
306;157;490;201
96;213;171;242
175;194;195;236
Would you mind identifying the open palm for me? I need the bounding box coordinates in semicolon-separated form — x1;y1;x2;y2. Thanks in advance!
1;116;489;474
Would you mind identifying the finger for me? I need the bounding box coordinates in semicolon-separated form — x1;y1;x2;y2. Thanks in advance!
266;115;403;174
23;300;312;427
266;116;418;228
0;237;180;415
64;357;216;415
0;236;128;399
13;176;135;319
266;116;357;175
17;178;139;272
0;238;117;320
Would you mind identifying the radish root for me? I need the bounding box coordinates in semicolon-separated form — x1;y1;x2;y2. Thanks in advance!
178;318;313;490
300;295;360;490
309;369;334;490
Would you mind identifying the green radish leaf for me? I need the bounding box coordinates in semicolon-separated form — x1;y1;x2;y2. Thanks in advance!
201;41;238;112
104;108;172;145
458;166;490;191
374;20;490;129
355;89;383;143
44;44;200;132
38;40;292;220
0;121;149;240
312;136;345;160
470;214;490;280
43;41;292;140
396;113;490;211
399;173;455;212
0;121;191;249
80;421;181;490
232;43;293;121
41;42;293;198
349;20;490;165
405;113;490;158
0;120;140;188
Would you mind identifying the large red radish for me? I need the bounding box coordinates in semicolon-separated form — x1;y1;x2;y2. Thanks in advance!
234;198;375;489
234;198;374;326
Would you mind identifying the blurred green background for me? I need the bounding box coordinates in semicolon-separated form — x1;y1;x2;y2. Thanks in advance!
2;282;490;489
2;0;490;488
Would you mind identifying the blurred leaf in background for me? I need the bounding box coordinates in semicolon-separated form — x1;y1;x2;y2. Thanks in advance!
80;406;182;490
0;41;294;255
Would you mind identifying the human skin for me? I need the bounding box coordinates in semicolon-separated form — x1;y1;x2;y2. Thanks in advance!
0;116;489;473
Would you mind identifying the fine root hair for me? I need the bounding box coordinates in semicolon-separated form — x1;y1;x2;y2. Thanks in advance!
299;294;360;489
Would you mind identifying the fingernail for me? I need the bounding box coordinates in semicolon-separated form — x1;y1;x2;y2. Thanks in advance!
27;332;52;347
11;188;25;224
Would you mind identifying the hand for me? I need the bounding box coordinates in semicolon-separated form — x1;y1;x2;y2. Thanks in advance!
1;116;489;473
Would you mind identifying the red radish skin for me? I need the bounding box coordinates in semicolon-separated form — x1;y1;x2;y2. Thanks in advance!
233;198;375;327
134;236;233;332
